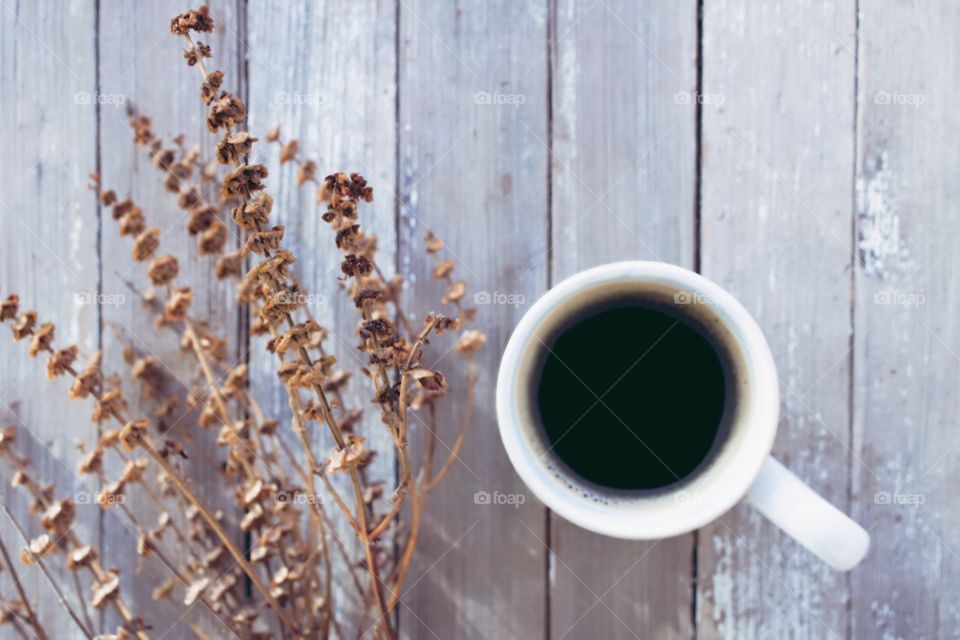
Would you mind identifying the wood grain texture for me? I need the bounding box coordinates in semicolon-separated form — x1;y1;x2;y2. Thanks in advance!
397;1;550;638
245;0;398;634
852;3;960;638
2;1;958;638
697;1;856;638
97;1;243;635
0;1;101;637
549;1;698;638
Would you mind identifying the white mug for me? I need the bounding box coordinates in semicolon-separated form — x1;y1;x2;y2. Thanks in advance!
496;261;869;571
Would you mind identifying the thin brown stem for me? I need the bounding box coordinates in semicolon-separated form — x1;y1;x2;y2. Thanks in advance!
0;500;86;640
425;356;476;492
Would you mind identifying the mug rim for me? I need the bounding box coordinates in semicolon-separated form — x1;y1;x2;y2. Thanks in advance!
496;261;780;539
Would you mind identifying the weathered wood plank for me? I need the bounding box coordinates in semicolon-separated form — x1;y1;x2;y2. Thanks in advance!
0;1;100;637
549;1;699;638
245;0;398;633
852;3;960;638
697;2;856;638
550;0;697;638
398;1;549;638
97;1;243;635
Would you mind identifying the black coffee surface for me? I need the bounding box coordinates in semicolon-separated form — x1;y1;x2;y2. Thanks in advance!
536;303;726;490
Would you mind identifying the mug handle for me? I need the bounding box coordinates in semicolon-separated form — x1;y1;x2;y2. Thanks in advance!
746;457;870;571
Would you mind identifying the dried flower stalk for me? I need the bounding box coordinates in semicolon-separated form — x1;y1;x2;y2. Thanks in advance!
0;4;484;638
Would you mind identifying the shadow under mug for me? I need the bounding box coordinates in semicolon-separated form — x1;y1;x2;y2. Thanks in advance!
496;261;869;571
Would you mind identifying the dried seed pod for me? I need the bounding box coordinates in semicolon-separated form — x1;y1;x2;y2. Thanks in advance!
250;545;269;564
441;281;466;304
186;204;217;235
454;329;487;354
182;41;212;66
341;254;372;277
99;428;121;450
40;498;76;534
21;534;55;564
46;344;78;379
70;362;102;400
268;321;321;354
408;368;447;393
132;227;161;262
222;164;268;198
257;419;279;436
243;479;265;506
240;503;265;532
232;192;273;229
66;545;97;571
131;356;163;390
216;131;257;165
326;435;367;474
91;572;121;609
97;480;125;509
433;259;455;279
27;322;55;357
208;573;237;602
0;294;19;321
112;198;136;220
78;447;104;475
92;390;126;424
425;230;444;253
119;419;148;452
164;287;193;323
199;220;228;255
152;148;176;171
152;577;176;601
119;209;146;236
296;159;316;186
130;115;155;146
170;5;214;35
147;255;179;286
207;93;246;132
200;69;224;104
184;577;210;606
0;427;16;456
136;532;153;557
198;405;220;429
353;288;383;309
221;364;248;398
278;139;298;165
214;251;243;280
11;311;37;341
435;316;462;334
243;225;285;257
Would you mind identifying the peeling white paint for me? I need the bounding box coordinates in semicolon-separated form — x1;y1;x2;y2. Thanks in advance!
856;151;910;279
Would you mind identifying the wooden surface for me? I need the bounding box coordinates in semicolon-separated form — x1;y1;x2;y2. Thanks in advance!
0;0;955;638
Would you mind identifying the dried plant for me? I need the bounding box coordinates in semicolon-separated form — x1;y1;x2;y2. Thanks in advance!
0;5;483;639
